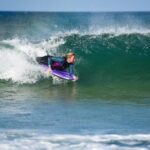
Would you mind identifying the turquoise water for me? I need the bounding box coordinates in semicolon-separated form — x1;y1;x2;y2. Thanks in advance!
0;12;150;149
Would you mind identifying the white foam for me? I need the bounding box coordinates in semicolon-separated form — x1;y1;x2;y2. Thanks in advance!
0;49;42;83
0;131;150;150
0;37;66;84
1;37;65;58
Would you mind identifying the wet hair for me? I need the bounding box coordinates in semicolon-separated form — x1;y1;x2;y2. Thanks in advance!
66;52;75;58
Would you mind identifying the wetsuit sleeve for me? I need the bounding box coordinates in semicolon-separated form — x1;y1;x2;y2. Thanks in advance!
69;64;74;75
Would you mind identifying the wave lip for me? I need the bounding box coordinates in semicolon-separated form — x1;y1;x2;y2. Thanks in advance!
85;25;150;36
42;27;150;36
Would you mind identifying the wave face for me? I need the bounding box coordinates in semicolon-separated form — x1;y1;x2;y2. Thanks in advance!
0;12;150;98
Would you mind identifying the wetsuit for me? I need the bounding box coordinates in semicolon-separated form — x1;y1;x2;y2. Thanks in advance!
36;55;74;75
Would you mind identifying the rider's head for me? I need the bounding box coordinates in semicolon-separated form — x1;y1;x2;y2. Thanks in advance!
66;52;75;63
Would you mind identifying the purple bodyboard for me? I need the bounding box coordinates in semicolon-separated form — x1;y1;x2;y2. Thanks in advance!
41;65;74;80
52;69;74;80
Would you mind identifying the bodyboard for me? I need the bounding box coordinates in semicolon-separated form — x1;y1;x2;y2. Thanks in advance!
41;65;74;80
51;69;74;80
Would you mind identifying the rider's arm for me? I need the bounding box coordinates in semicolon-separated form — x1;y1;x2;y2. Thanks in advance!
69;64;78;81
69;64;74;75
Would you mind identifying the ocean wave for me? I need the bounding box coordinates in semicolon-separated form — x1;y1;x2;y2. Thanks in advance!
0;29;150;86
0;131;150;150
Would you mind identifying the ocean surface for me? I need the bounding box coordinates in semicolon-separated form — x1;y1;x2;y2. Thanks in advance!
0;11;150;150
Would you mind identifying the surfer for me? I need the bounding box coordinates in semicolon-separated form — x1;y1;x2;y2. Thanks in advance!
36;52;78;81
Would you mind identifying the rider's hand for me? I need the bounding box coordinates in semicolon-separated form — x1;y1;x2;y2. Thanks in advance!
73;75;78;81
47;67;52;73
